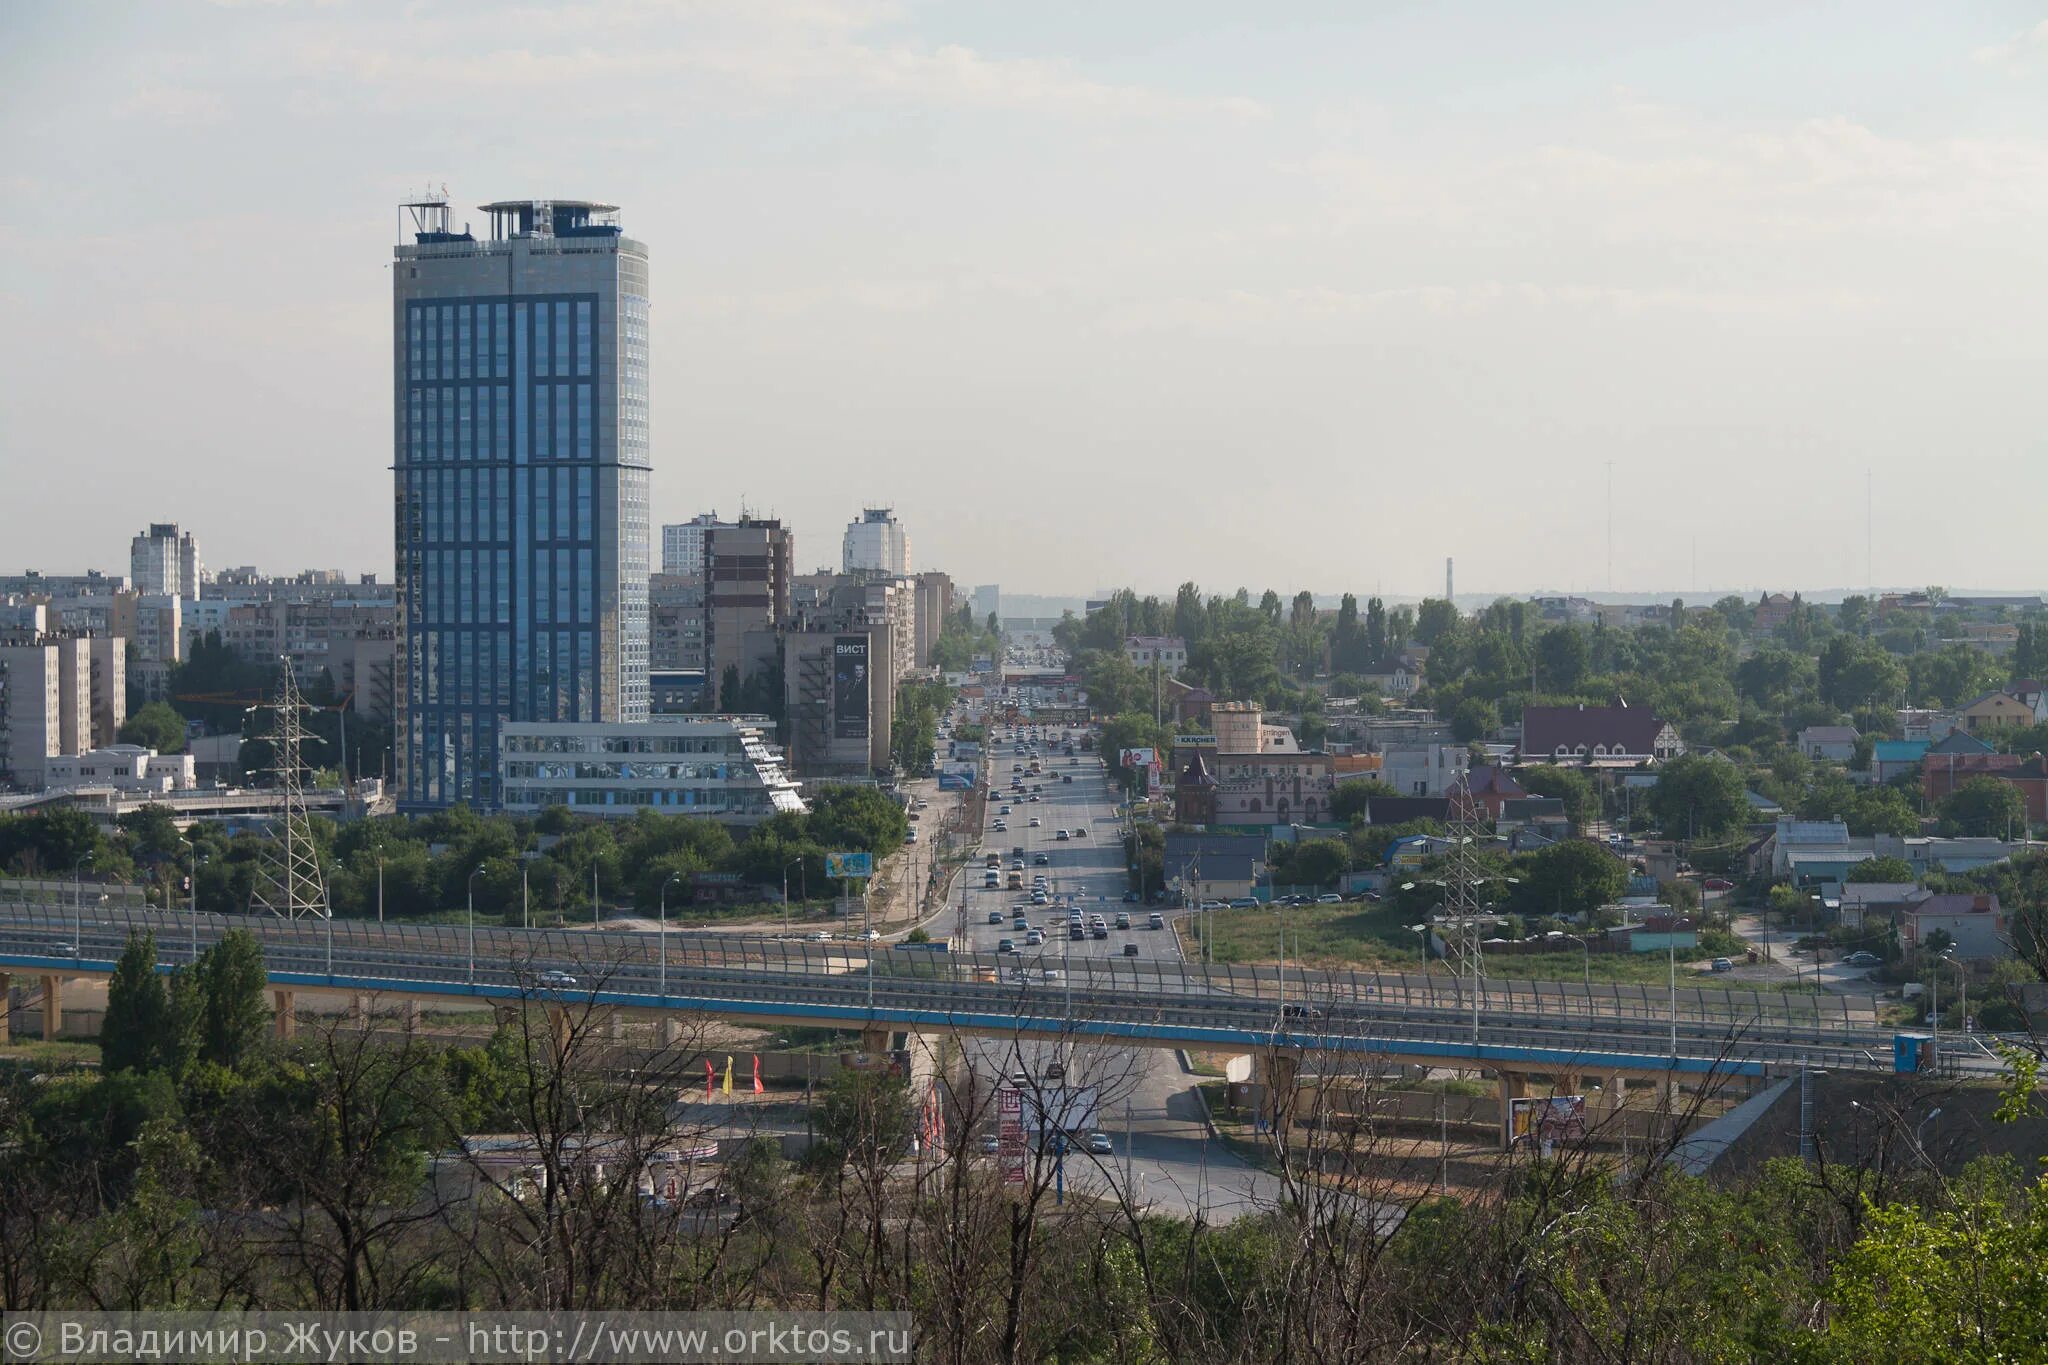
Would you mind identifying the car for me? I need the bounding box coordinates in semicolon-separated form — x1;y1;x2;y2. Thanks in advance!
1062;774;1073;784
1090;926;1108;940
1710;957;1734;972
1026;930;1045;945
1029;817;1042;827
1045;1060;1066;1081
1123;890;1139;903
1035;853;1050;865
1041;968;1064;982
1281;1003;1326;1021
1000;805;1012;814
1010;1070;1030;1087
1073;828;1088;838
1055;829;1070;841
1122;942;1139;956
1843;950;1883;967
1029;794;1041;802
1703;877;1735;892
1014;916;1029;930
1086;1132;1114;1155
978;1133;1000;1155
811;930;833;941
1033;892;1050;906
988;910;1005;924
905;828;918;843
862;929;882;941
1228;897;1259;909
1069;926;1085;940
1011;859;1025;870
998;938;1015;953
1115;912;1131;929
536;969;579;989
1148;912;1165;929
1316;893;1344;904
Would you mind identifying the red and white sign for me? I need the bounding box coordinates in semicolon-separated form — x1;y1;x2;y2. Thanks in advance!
998;1086;1026;1185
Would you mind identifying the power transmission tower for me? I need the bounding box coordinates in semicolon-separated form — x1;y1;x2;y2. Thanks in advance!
1439;776;1488;1013
247;659;331;920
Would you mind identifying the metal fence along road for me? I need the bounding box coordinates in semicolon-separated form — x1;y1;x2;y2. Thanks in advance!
0;902;1908;1075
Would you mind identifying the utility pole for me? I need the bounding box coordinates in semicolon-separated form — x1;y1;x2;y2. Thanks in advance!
247;659;330;922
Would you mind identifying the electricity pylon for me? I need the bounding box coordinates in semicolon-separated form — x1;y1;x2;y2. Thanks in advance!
247;658;331;920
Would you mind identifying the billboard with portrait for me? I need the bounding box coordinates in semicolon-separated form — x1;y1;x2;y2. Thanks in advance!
833;636;870;740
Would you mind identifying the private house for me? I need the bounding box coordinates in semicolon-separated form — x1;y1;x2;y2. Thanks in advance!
1838;882;1925;932
1957;690;2037;735
1900;893;2008;961
1797;725;1860;763
1754;593;1798;633
1869;739;1929;785
1921;750;2048;825
1124;635;1188;675
1464;763;1528;820
1497;796;1570;841
1520;702;1683;766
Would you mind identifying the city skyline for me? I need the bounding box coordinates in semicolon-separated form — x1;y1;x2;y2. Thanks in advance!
5;3;2048;596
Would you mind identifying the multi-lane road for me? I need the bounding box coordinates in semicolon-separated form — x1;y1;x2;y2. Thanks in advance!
944;725;1284;1217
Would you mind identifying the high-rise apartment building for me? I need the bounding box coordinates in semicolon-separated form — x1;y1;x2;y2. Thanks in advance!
842;508;911;576
661;512;728;576
392;195;651;809
703;519;792;695
129;524;202;598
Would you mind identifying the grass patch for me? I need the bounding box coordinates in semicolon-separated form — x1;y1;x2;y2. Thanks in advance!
0;1039;100;1069
1180;903;1425;970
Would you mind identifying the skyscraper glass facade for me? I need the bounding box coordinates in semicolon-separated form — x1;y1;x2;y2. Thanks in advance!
393;200;649;809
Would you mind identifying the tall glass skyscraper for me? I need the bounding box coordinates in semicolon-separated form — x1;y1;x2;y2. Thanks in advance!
392;196;650;810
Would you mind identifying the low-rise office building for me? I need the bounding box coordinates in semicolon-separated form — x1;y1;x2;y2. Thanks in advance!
497;717;805;824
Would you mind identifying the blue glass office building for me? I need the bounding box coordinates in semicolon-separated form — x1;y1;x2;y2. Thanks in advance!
392;197;650;809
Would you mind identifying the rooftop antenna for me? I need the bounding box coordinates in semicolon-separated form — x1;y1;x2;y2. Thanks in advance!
1605;460;1614;594
246;659;331;921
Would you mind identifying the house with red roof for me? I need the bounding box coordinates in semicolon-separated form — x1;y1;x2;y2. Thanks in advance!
1520;702;1683;766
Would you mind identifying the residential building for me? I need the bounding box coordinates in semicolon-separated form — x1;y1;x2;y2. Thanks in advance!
1922;750;2047;825
660;512;728;576
1898;708;1959;742
0;571;124;598
1960;622;2020;654
1162;832;1261;901
1208;733;1334;826
1124;635;1188;675
1753;593;1797;633
1797;725;1860;763
1497;796;1569;843
1837;882;1923;932
1376;743;1469;797
1870;738;1930;784
704;519;793;694
393;194;652;810
129;523;203;599
841;507;911;576
1464;763;1528;820
649;573;706;672
1520;702;1683;765
1956;690;2036;734
913;572;954;669
0;643;62;788
1900;893;2008;960
496;717;805;825
969;584;1000;627
782;621;894;776
648;670;707;715
212;600;398;721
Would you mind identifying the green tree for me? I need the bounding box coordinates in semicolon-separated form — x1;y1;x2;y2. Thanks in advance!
1272;838;1349;889
103;931;171;1073
1534;625;1589;692
815;1065;913;1168
1329;779;1400;823
1646;754;1748;841
118;702;188;754
1846;855;1915;884
1513;839;1627;920
1449;697;1496;743
1938;777;2029;839
1517;765;1596;827
195;929;269;1070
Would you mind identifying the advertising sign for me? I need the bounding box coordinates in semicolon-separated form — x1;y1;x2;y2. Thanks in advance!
833;635;871;740
1506;1095;1587;1149
1118;747;1158;769
824;851;874;879
998;1086;1026;1185
1171;734;1219;750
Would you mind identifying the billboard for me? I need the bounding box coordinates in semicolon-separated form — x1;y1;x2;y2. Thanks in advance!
998;1086;1026;1185
824;851;874;879
1118;748;1158;769
1506;1095;1587;1150
833;635;870;741
1009;1084;1100;1135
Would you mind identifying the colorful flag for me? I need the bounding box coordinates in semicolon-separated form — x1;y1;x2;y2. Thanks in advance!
722;1056;734;1096
751;1054;764;1094
703;1059;714;1101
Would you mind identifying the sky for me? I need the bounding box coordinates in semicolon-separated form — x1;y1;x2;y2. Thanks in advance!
3;1;2047;602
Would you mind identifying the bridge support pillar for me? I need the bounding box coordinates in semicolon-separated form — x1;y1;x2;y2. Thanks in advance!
1256;1049;1303;1137
859;1027;891;1056
1605;1074;1627;1112
1496;1070;1528;1150
548;1006;572;1054
607;1010;625;1041
41;975;62;1041
0;972;11;1045
350;993;370;1028
404;997;421;1030
273;989;296;1039
659;1016;683;1047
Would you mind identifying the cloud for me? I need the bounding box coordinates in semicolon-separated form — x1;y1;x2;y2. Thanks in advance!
114;84;228;124
1972;19;2048;68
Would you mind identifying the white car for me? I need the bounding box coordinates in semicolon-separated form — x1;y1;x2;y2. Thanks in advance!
1029;817;1042;827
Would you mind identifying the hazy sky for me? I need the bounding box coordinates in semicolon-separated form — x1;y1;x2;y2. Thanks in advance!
4;2;2047;600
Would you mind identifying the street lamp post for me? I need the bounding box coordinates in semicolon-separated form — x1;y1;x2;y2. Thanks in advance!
186;841;205;966
782;858;804;939
1563;933;1592;993
72;851;94;955
467;865;486;986
659;871;682;1001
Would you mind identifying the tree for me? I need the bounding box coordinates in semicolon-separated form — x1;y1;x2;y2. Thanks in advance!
1646;755;1748;841
1513;840;1627;920
1535;626;1589;693
196;929;270;1071
1517;765;1596;827
718;663;742;713
118;702;187;754
1449;697;1496;743
1413;598;1459;646
1846;856;1915;884
1273;839;1349;889
103;931;170;1073
1938;777;2029;839
1329;779;1400;823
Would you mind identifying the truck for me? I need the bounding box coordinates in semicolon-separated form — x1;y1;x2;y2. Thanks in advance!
986;852;1002;870
1007;869;1025;890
